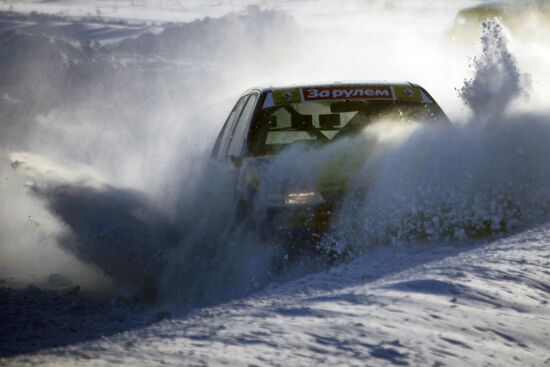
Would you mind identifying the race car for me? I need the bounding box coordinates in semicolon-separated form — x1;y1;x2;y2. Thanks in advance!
211;82;449;244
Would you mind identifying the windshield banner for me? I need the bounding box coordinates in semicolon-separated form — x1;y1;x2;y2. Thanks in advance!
271;85;426;106
303;86;394;101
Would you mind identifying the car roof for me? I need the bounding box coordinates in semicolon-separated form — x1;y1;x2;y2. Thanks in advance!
243;81;419;95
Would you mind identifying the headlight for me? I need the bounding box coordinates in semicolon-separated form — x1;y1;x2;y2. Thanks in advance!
283;191;325;206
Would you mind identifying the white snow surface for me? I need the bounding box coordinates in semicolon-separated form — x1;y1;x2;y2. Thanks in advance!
1;1;550;366
2;224;550;366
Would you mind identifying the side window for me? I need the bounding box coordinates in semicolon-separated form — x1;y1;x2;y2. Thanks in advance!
227;93;259;158
213;96;247;160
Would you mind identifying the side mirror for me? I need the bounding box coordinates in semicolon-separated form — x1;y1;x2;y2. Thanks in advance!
230;155;243;167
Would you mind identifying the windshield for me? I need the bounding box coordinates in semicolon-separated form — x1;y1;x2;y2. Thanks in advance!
248;97;447;156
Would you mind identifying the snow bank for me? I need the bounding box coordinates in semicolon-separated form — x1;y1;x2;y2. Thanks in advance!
3;223;549;365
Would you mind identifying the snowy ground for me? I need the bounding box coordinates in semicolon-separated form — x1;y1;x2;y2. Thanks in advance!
1;1;549;366
2;224;549;366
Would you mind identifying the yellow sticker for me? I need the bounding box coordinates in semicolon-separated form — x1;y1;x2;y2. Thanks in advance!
273;88;302;105
394;86;423;102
